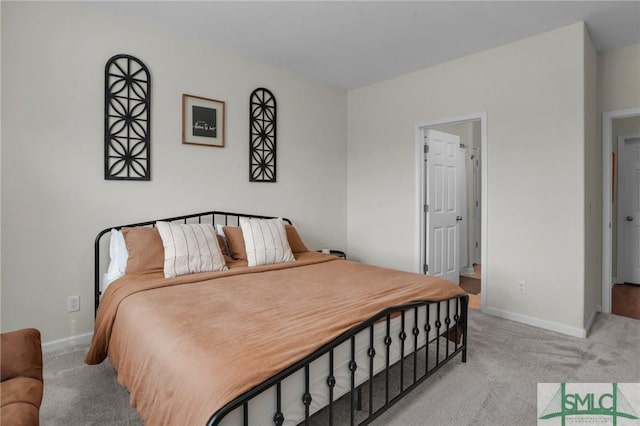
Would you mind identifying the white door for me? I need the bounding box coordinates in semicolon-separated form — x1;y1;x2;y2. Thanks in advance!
618;137;640;284
425;129;461;285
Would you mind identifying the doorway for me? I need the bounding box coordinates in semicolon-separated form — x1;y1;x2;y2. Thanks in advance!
416;113;487;310
602;108;640;317
612;132;640;320
616;136;640;285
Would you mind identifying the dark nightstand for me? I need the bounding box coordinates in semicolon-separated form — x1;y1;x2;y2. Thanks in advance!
317;249;346;260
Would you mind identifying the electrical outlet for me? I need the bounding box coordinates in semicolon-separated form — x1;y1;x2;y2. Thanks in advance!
517;280;526;294
67;295;80;312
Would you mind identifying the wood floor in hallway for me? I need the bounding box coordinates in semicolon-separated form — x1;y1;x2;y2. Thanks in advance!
612;283;640;320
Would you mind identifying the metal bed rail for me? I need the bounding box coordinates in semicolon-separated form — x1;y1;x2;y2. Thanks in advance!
207;295;468;426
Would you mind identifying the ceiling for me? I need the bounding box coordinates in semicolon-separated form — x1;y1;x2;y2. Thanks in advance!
95;1;640;90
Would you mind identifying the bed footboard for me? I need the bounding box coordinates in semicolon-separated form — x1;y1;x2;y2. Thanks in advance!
208;295;468;426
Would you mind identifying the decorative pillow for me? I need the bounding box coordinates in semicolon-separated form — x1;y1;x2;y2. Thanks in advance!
122;227;165;274
239;218;295;267
103;229;129;291
214;224;232;258
156;222;228;278
216;234;233;263
285;224;309;253
215;223;226;238
222;226;247;260
223;223;309;259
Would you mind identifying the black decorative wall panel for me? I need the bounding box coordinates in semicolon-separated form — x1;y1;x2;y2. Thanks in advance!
249;88;276;182
104;54;151;180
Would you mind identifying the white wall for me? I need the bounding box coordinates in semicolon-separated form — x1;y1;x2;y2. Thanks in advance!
583;28;600;326
598;43;640;113
348;23;590;334
1;2;347;343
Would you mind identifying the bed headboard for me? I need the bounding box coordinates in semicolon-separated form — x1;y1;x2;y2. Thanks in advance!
94;210;291;316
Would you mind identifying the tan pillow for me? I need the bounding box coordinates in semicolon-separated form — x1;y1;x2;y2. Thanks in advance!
216;234;233;263
223;226;247;260
285;224;308;253
122;227;164;274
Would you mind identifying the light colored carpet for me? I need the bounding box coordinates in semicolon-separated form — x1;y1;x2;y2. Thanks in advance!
41;310;639;425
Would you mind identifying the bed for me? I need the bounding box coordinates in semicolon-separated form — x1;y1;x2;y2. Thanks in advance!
87;210;468;425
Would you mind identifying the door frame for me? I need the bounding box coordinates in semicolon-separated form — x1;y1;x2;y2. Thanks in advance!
602;107;640;313
616;134;640;284
472;146;482;264
415;112;488;310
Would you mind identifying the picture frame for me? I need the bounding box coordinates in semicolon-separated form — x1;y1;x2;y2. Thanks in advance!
182;94;225;147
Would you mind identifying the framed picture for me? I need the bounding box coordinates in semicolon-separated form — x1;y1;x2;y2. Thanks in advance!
182;94;225;147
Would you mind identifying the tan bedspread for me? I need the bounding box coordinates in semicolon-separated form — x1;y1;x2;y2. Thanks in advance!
86;252;467;425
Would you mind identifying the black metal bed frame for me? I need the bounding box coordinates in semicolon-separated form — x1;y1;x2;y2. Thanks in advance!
94;210;468;426
94;210;291;315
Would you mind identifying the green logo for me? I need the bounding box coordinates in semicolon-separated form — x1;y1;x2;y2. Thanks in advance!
539;383;639;425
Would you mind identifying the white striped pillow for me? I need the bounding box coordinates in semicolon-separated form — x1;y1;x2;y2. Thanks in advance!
156;222;228;278
239;218;295;267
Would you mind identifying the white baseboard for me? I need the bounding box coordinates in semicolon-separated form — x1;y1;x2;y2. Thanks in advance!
483;307;589;338
42;332;93;353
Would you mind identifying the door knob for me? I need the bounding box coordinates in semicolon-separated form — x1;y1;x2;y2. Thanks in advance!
456;216;463;222
627;216;634;222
